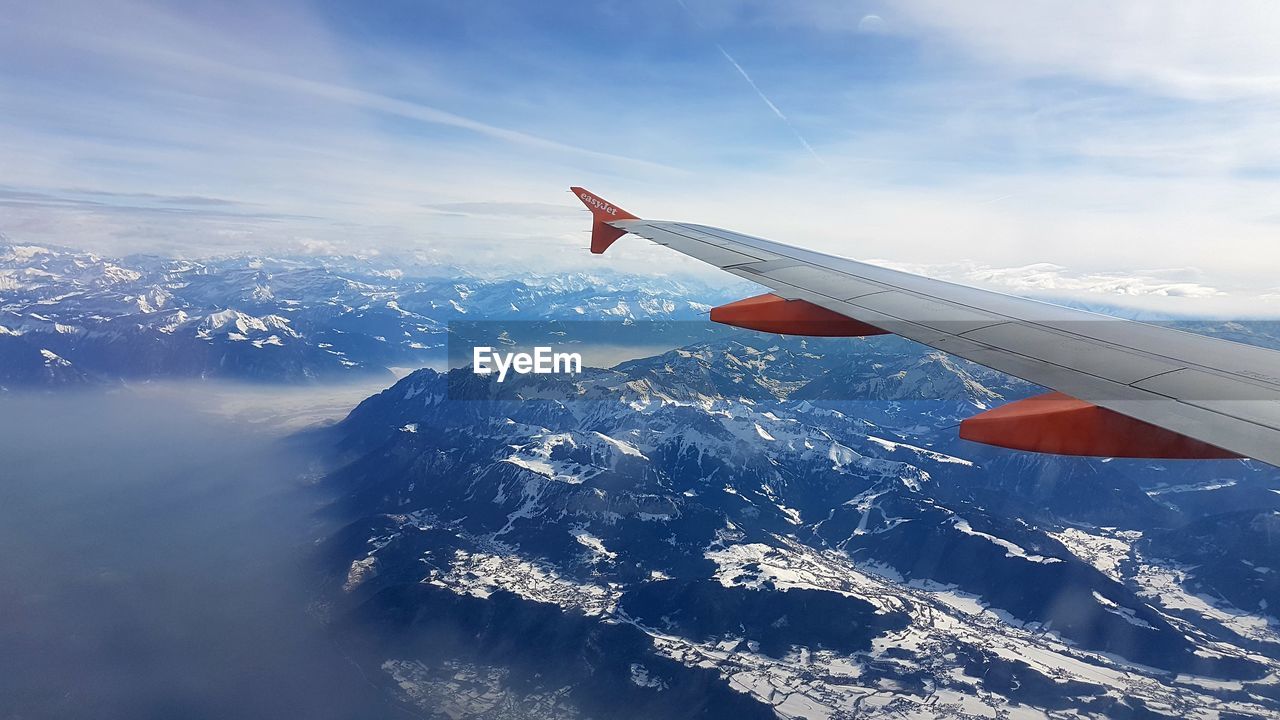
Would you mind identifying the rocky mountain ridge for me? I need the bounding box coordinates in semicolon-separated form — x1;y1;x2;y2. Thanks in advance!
314;333;1280;719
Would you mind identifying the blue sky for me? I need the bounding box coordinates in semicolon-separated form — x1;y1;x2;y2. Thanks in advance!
2;0;1279;313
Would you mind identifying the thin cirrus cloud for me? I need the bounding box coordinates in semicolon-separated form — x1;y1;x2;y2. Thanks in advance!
885;0;1280;101
0;0;1277;315
866;259;1280;319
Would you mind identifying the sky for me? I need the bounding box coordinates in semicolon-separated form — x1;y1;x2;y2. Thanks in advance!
1;0;1279;314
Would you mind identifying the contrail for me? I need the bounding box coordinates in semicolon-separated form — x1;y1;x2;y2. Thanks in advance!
714;43;823;163
675;0;823;163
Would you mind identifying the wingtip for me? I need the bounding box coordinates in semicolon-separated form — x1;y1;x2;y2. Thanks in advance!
569;186;637;254
569;186;637;222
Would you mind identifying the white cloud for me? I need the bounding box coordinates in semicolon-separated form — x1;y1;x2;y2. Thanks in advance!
862;259;1280;317
857;15;887;34
0;0;1277;320
754;0;1280;102
890;1;1280;101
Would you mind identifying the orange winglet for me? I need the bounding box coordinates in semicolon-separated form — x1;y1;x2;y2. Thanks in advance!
570;186;638;254
959;391;1241;459
710;293;891;337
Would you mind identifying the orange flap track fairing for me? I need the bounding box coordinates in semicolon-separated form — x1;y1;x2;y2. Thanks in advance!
959;391;1241;459
710;293;890;337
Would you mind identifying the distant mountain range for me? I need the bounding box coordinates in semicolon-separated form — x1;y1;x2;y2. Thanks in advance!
0;241;741;386
6;241;1278;390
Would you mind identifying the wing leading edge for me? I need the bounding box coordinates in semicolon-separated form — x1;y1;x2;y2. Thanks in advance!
570;186;1280;468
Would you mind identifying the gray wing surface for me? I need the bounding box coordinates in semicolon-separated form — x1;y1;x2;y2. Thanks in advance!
611;218;1280;468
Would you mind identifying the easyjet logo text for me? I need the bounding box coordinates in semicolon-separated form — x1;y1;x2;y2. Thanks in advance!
580;193;618;216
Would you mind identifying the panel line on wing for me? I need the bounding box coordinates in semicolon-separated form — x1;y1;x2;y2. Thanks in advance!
1128;367;1187;386
725;258;806;274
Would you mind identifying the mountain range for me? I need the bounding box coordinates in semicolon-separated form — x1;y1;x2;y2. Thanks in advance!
313;332;1280;719
0;241;737;386
9;239;1280;718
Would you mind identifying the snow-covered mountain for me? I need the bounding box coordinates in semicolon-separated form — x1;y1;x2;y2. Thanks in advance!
10;239;1280;717
0;242;738;386
314;334;1280;719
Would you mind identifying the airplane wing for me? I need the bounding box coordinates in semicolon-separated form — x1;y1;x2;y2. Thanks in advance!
571;186;1280;468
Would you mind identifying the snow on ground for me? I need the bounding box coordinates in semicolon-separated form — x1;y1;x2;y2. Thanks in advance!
382;659;582;719
1132;555;1280;647
501;455;591;484
592;431;647;458
1046;527;1138;583
629;663;669;690
344;556;378;592
39;348;71;366
951;517;1062;564
694;539;1280;719
570;525;618;563
1145;479;1238;496
359;504;1280;720
431;548;620;617
864;435;974;466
